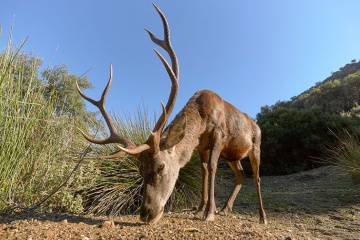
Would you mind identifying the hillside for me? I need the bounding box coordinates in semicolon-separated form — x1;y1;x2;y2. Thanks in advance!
256;60;360;175
291;60;360;114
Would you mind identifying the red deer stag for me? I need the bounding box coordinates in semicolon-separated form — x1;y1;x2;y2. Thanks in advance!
77;4;267;225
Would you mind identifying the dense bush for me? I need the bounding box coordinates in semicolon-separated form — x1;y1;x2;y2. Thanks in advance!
257;101;360;175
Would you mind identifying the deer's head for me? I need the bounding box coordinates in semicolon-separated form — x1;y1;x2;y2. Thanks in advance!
76;4;186;224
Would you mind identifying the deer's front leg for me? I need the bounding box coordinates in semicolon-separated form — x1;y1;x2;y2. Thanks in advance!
204;130;222;221
195;150;209;216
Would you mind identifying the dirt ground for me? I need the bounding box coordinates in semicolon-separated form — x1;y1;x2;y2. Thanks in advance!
1;166;359;239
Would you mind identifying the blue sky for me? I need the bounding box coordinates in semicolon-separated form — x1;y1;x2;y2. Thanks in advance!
1;1;360;119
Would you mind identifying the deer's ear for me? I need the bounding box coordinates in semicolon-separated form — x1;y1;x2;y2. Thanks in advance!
162;114;187;149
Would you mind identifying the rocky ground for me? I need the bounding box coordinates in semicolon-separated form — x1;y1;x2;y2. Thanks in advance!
1;166;359;239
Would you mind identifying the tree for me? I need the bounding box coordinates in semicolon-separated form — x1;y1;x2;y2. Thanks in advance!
1;53;98;131
0;53;43;96
42;64;98;131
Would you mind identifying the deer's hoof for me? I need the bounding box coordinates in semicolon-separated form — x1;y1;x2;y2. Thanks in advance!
260;218;268;225
194;210;204;218
219;207;230;216
194;210;204;216
204;213;215;221
259;210;267;224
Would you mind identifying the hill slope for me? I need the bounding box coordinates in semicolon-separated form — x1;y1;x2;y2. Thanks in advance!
256;60;360;175
291;60;360;114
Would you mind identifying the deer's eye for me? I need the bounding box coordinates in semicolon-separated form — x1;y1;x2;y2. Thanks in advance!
157;163;165;173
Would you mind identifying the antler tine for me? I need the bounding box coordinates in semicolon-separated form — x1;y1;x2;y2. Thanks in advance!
145;4;178;76
145;4;179;153
76;64;150;156
76;64;118;143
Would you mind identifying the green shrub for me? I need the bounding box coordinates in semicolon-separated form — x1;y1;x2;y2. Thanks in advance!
0;31;96;212
322;130;360;184
257;103;360;175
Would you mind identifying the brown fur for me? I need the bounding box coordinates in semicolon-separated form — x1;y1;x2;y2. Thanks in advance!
153;89;267;223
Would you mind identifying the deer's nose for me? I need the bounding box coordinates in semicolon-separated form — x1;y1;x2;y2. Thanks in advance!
140;208;151;222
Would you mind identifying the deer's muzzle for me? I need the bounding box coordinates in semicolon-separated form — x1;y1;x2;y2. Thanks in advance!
140;205;164;224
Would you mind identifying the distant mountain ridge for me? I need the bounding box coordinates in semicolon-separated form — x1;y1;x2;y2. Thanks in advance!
326;60;360;83
290;60;360;114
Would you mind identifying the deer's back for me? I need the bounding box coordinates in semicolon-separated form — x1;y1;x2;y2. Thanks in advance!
183;89;260;161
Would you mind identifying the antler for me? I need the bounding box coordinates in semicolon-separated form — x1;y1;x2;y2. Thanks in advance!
76;64;150;158
145;3;179;153
77;4;179;157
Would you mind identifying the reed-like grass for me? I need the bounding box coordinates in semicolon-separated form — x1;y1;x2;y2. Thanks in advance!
84;108;203;216
0;31;96;213
322;129;360;183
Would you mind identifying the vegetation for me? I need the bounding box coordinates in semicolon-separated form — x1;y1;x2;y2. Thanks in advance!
322;130;360;183
83;109;202;216
292;70;360;114
257;61;360;175
257;102;360;175
0;35;97;213
1;25;359;219
0;31;202;215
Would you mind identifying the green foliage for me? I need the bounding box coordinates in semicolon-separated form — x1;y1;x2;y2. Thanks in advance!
83;109;147;216
322;130;360;184
0;27;203;216
42;64;98;131
257;104;360;175
0;33;97;213
0;29;201;217
257;61;360;175
293;70;360;114
84;108;202;216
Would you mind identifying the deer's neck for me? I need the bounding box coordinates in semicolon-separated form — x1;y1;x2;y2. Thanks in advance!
171;106;203;168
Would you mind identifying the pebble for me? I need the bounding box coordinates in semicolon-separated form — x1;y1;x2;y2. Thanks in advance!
101;220;115;228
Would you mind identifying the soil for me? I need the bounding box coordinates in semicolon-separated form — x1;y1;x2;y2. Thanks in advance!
1;166;359;239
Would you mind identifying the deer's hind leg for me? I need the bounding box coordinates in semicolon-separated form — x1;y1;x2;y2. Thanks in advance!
219;160;246;216
249;143;267;224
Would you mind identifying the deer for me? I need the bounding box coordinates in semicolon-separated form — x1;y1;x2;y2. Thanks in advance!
76;4;267;225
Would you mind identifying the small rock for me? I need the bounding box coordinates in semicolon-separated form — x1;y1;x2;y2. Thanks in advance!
43;230;54;238
101;220;115;228
184;227;200;232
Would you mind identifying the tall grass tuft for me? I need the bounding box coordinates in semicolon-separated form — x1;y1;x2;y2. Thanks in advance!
322;129;360;183
0;31;97;213
84;108;202;216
